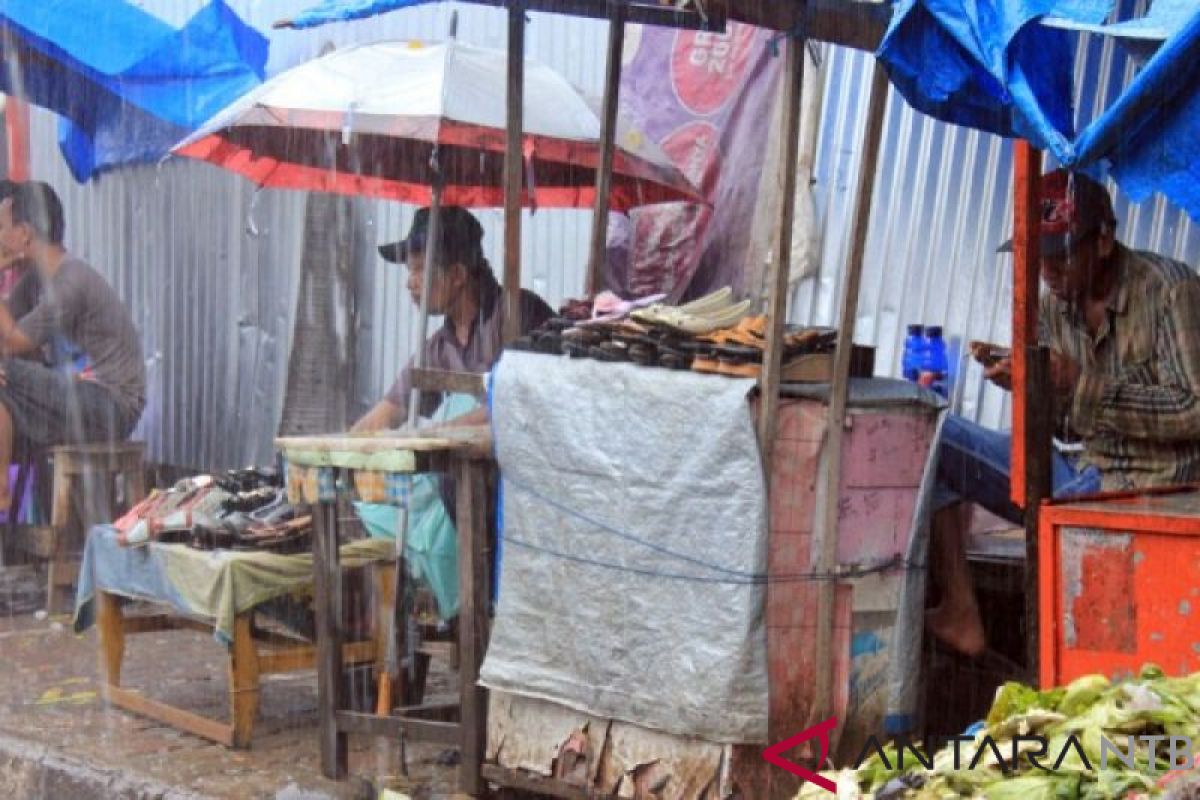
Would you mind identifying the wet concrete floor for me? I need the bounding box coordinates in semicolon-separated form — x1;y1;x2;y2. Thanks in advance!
0;607;462;799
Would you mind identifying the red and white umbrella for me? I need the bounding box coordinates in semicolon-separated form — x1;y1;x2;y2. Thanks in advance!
173;38;700;211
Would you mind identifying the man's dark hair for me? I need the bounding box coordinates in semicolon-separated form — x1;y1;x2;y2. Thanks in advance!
0;180;19;203
10;181;65;245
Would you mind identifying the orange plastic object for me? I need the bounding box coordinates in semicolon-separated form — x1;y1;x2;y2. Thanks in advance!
1039;486;1200;688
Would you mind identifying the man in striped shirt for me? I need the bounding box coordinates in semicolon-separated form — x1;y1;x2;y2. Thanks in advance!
929;169;1200;656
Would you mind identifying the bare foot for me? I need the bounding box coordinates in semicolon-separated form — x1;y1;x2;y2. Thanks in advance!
926;604;986;657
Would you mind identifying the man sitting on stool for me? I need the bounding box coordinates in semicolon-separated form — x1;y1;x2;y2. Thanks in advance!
929;170;1200;656
0;181;146;507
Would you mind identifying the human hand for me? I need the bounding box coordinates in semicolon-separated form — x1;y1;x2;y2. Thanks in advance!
983;357;1012;390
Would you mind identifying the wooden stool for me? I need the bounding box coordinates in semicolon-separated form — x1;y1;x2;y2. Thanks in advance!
48;442;146;612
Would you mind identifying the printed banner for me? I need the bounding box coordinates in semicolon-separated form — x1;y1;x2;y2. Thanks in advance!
606;23;782;300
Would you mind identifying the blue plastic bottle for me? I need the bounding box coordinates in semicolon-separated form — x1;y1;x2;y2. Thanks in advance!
902;323;926;382
921;325;949;397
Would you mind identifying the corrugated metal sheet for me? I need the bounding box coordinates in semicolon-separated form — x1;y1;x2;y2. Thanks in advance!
797;8;1200;430
23;2;609;470
20;0;1200;468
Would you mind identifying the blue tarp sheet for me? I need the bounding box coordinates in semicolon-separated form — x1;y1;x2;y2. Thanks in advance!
0;0;267;180
878;0;1200;220
283;0;440;29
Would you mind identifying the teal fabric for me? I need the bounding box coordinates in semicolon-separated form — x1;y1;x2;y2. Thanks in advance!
354;392;478;619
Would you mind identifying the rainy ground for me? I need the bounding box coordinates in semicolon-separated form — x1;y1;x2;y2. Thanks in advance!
0;597;464;800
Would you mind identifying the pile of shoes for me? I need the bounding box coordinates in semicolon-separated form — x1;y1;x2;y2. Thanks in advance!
115;467;312;554
509;288;848;380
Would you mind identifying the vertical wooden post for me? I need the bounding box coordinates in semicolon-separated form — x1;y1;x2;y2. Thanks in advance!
1011;142;1051;676
808;61;889;731
502;1;527;344
757;35;805;469
96;591;126;688
313;491;347;778
229;613;261;749
455;456;490;796
5;98;31;181
1010;142;1041;509
1024;346;1052;678
585;2;627;296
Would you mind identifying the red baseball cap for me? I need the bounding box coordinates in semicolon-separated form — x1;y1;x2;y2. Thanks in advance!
998;169;1115;257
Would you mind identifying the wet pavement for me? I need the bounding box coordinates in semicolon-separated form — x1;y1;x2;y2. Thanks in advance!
0;607;461;799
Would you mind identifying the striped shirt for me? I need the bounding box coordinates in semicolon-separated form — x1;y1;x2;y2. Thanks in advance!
1042;245;1200;489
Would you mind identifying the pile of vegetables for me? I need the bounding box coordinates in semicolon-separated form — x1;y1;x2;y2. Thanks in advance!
798;666;1200;799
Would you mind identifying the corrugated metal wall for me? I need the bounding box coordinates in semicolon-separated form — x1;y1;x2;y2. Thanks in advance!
24;2;608;470
797;10;1200;430
21;1;1200;468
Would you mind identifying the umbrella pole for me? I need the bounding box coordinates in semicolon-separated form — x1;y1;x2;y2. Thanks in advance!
502;1;526;344
585;2;627;296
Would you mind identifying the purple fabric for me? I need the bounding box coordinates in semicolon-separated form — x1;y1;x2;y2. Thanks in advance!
605;24;783;301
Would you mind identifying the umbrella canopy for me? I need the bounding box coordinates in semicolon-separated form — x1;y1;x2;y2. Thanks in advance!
174;39;701;210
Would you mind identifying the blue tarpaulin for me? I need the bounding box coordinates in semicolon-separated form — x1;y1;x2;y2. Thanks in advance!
1073;10;1200;219
282;0;440;29
877;0;1200;220
0;0;267;180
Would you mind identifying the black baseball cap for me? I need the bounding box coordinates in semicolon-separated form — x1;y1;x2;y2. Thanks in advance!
997;170;1116;257
378;206;484;265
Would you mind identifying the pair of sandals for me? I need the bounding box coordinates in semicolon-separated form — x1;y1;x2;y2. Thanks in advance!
691;320;838;378
630;287;753;335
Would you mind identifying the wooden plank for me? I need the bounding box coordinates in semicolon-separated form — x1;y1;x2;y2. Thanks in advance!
585;2;627;295
313;495;348;779
335;710;461;745
229;614;261;748
394;701;459;722
276;426;492;455
106;686;235;748
480;764;606;799
731;0;888;51
1010;142;1041;509
502;2;526;345
454;0;722;31
808;61;890;733
456;457;491;796
756;34;806;468
410;367;486;398
255;640;376;675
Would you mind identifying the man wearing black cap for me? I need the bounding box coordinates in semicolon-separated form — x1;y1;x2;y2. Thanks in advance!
928;169;1200;656
352;206;553;432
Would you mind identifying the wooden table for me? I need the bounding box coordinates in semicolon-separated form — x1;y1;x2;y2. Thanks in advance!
96;568;393;748
276;426;494;795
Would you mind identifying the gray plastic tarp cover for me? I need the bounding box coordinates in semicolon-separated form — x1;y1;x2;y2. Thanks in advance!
481;352;769;744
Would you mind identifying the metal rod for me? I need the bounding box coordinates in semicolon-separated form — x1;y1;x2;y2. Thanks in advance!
585;1;627;296
407;182;443;428
502;2;526;344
